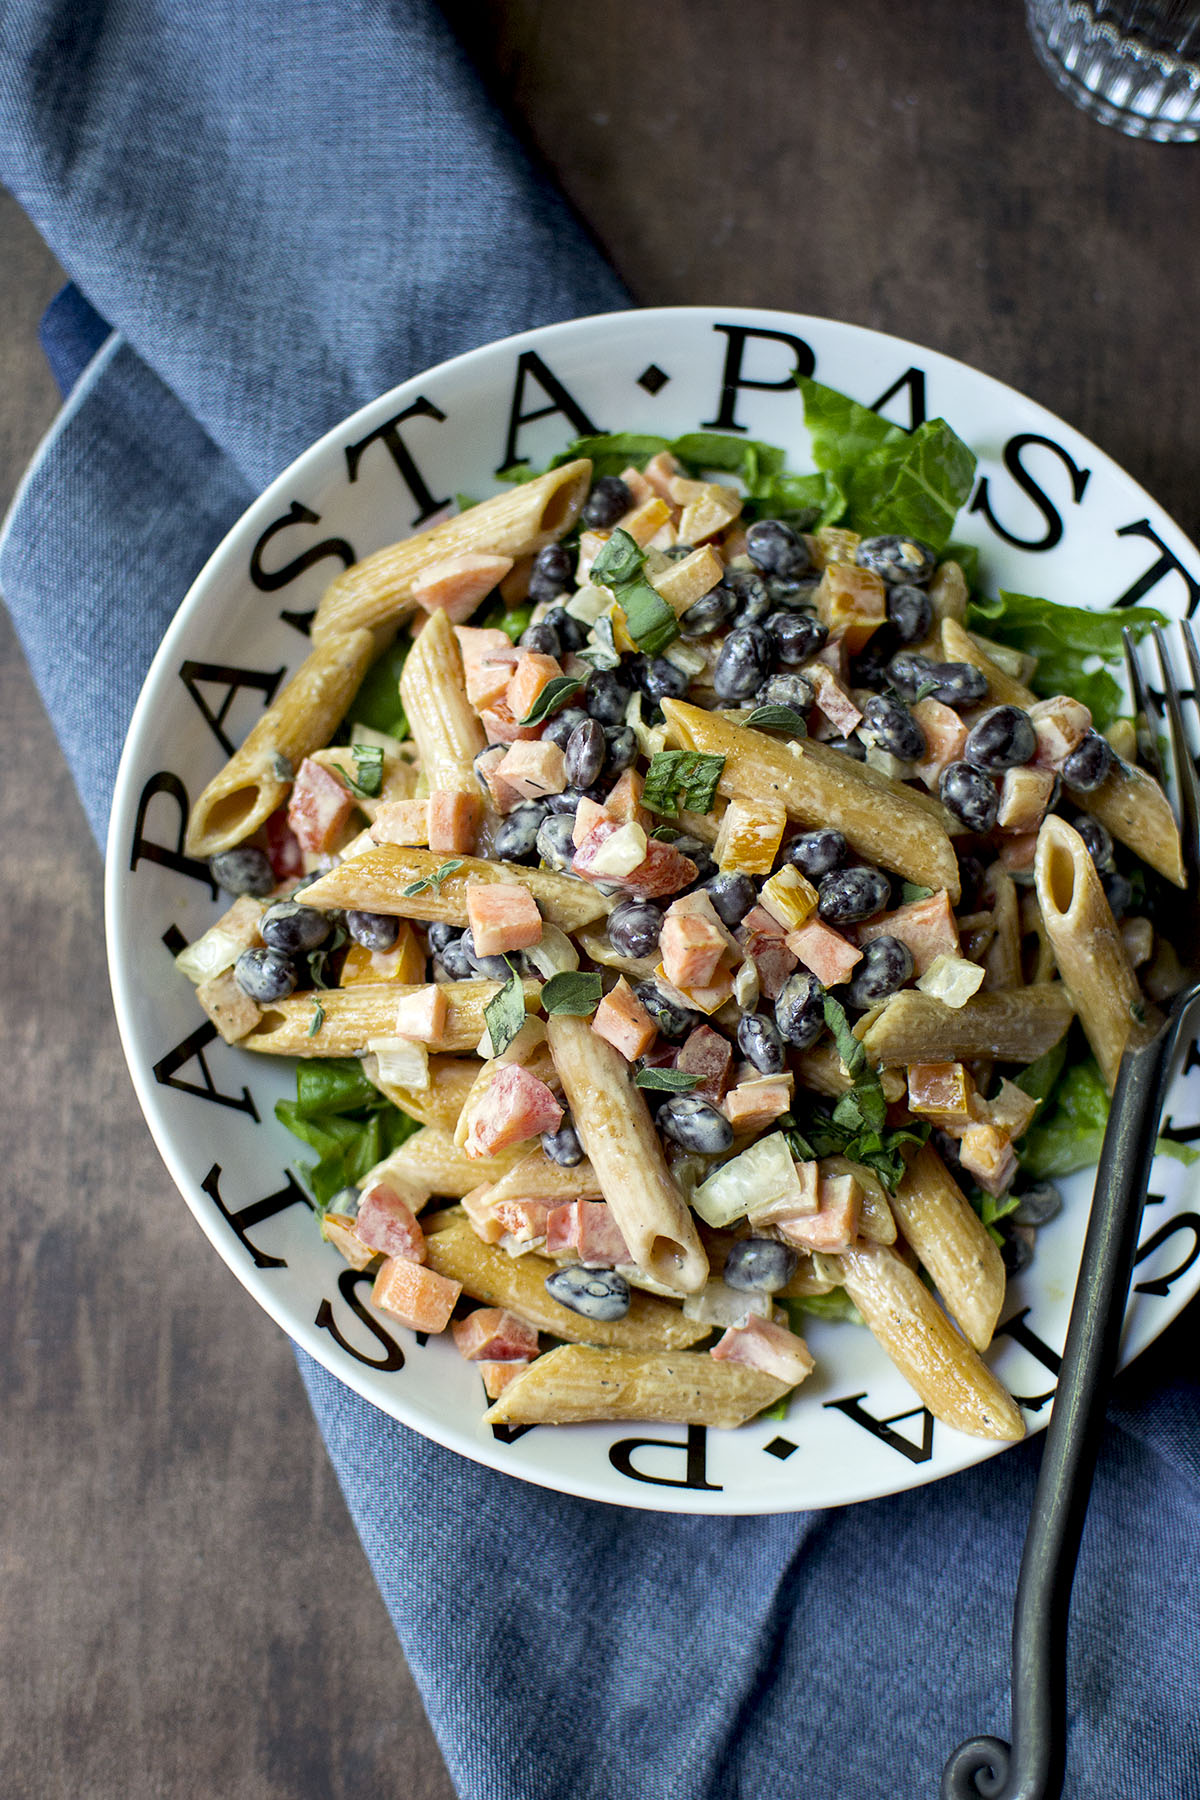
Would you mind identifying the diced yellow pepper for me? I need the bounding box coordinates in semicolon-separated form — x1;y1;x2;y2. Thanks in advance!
339;921;426;988
906;1061;977;1127
808;526;861;569
758;866;819;930
815;563;887;650
617;497;672;547
649;545;725;616
713;798;787;875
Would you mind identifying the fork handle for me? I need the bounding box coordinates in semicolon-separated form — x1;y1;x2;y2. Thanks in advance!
941;1017;1182;1800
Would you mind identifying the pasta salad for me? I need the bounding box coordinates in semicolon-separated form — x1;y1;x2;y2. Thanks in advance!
175;377;1184;1440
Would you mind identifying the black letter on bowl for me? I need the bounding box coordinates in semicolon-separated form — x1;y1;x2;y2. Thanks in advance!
500;350;601;472
130;771;218;894
1133;1213;1200;1297
992;1306;1061;1412
200;1163;311;1270
345;399;451;527
869;366;927;432
1112;520;1200;617
249;500;355;591
316;1268;405;1370
823;1393;935;1464
701;324;816;433
179;660;285;758
152;1022;259;1119
968;433;1091;552
608;1424;720;1489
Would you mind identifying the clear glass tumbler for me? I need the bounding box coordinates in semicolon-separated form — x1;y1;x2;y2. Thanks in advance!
1025;0;1200;140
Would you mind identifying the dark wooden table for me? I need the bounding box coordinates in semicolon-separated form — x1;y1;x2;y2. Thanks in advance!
3;4;1199;1795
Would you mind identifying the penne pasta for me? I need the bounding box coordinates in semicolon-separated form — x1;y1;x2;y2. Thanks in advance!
1033;814;1156;1090
295;844;612;932
546;1015;709;1293
1078;758;1185;888
660;699;962;898
367;1129;530;1203
890;1144;1006;1351
477;1150;603;1205
312;460;592;642
423;1210;709;1350
858;984;1074;1066
398;605;486;796
835;1241;1025;1441
364;1053;480;1128
982;867;1023;991
481;1343;789;1429
240;978;540;1057
939;616;1038;708
184;627;375;856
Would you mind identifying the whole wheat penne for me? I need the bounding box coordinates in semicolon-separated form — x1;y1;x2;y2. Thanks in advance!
982;867;1023;991
398;605;486;795
482;1343;789;1429
1078;758;1185;888
423;1210;708;1350
858;984;1074;1066
477;1150;603;1205
660;699;961;899
939;616;1038;708
1034;815;1155;1090
835;1241;1024;1441
296;844;611;931
364;1054;480;1128
312;460;592;642
891;1144;1005;1351
547;1015;709;1293
241;978;540;1057
792;1040;908;1104
184;627;375;855
367;1129;530;1204
927;558;969;625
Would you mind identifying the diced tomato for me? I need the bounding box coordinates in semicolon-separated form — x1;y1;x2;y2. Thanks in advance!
452;1307;540;1362
427;789;481;854
371;1257;461;1332
356;1185;427;1263
710;1314;815;1385
507;651;564;724
676;1025;733;1100
912;698;968;789
773;1172;861;1252
785;917;862;988
546;1200;631;1265
370;798;429;846
738;910;800;999
393;985;448;1043
287;757;356;855
463;1063;564;1158
461;1182;506;1244
456;626;522;709
479;699;541;743
741;905;787;941
263;806;305;880
467;881;543;957
857;889;958;975
723;1075;793;1133
478;1359;532;1399
491;1199;552;1243
591;977;657;1062
495;739;568;801
412;552;514;623
572;820;697;899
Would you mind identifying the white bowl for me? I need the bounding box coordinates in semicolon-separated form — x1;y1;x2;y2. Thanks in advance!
106;306;1200;1513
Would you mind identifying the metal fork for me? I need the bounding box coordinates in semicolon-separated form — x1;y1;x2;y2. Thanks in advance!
942;623;1200;1800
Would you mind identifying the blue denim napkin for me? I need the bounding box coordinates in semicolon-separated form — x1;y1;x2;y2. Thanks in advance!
2;7;1198;1796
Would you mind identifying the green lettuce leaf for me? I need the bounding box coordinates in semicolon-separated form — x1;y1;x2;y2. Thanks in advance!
846;418;977;553
343;636;410;738
965;590;1167;731
1018;1052;1199;1178
276;1063;422;1209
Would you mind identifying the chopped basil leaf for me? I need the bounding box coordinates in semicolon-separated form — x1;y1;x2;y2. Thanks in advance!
642;749;726;816
822;995;868;1081
619;578;680;657
634;1066;702;1092
742;705;809;737
900;882;936;904
910;679;942;704
650;825;681;842
351;743;384;796
590;527;646;589
270;751;294;782
519;675;583;726
540;971;604;1017
484;958;527;1057
308;1000;325;1037
401;858;464;898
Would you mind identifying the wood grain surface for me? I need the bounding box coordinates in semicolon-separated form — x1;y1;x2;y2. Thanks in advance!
3;3;1199;1797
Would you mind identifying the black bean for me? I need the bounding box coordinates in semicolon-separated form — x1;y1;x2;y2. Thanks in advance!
584;667;633;726
680;582;739;637
634;980;701;1041
536;813;578;871
528;543;574;605
939;761;1000;833
766;611;827;666
859;693;925;761
850;627;899;688
725;568;773;625
474;743;505;790
756;671;815;712
817;865;891;924
775;971;827;1048
672;836;716;886
1000;1230;1034;1277
1061;731;1115;792
565;718;607;788
520;618;561;657
603;725;638;777
964;705;1037;773
260;901;332;954
233;947;297;1003
956;853;987;911
857;534;937;585
581;475;632;529
346;910;400;952
545;1265;630;1321
886;583;933;643
1072;813;1114;869
542;1119;584;1166
889;652;988;709
608;901;663;960
737;1013;786;1073
436;935;476;980
786;829;849;880
494;803;551;863
1010;1182;1062;1228
1102;871;1132;918
426;921;461;955
767;575;822;610
746;518;812;579
713;626;774;701
657;1094;734;1154
723;1238;798;1293
665;542;696;560
541;705;590;750
458;928;512;982
543;606;587;653
632;653;690;706
847;935;914;1007
209;846;275;897
702;872;756;927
